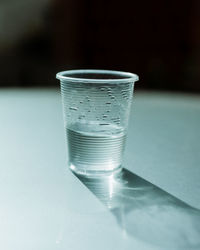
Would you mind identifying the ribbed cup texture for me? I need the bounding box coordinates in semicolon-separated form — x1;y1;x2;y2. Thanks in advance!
67;125;126;173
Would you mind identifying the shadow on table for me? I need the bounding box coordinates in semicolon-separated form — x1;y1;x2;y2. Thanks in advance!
75;168;200;249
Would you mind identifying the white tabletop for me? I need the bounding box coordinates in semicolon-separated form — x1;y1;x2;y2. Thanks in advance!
0;89;200;250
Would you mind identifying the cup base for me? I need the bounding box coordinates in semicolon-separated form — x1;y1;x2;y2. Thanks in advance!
69;164;122;178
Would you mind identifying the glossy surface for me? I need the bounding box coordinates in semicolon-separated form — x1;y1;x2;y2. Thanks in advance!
77;169;200;249
0;90;200;250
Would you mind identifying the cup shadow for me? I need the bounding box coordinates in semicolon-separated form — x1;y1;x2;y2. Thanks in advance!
75;168;200;249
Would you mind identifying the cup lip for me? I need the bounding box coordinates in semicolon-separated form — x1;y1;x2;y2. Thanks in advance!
56;69;139;84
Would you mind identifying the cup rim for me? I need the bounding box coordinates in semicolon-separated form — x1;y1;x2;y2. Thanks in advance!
56;69;139;84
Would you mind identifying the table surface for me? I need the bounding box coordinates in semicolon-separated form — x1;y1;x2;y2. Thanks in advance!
0;89;200;250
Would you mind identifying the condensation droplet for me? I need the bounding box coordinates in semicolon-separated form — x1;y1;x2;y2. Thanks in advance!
106;102;111;105
100;123;110;126
111;117;120;122
103;115;108;118
78;115;85;119
69;107;78;111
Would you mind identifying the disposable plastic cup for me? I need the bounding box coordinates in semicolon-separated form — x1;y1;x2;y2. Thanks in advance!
56;69;139;177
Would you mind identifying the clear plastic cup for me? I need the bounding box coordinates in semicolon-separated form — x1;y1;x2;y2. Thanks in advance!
56;69;139;177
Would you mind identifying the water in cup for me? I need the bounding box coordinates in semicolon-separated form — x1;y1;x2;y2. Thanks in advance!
66;121;126;175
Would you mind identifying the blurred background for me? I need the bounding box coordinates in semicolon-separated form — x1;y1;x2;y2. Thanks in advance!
0;0;200;91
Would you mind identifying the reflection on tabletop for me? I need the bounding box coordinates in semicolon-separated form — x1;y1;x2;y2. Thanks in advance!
75;168;200;249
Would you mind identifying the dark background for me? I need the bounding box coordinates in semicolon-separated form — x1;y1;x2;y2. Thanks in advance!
0;0;200;92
